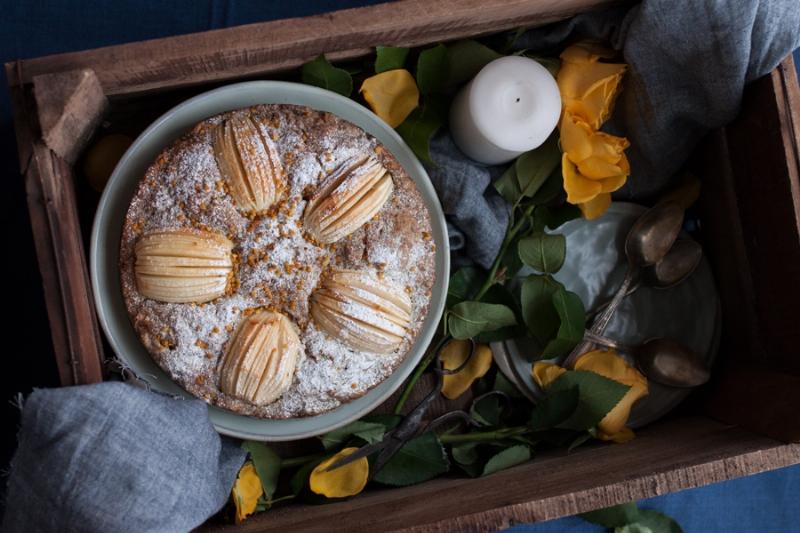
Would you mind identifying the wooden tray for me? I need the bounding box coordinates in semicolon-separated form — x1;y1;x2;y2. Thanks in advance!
6;1;800;530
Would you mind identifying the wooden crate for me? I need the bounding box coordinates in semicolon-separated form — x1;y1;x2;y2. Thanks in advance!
6;1;800;530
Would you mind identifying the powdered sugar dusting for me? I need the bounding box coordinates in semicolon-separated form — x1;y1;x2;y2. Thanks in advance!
119;104;436;419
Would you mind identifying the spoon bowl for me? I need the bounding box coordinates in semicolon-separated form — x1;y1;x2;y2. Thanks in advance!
642;239;703;289
585;331;711;388
624;201;686;267
635;337;711;388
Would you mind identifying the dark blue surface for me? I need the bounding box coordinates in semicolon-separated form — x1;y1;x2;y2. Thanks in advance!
1;2;798;531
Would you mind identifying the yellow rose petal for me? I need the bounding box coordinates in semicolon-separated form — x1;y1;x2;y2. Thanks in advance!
531;361;567;389
440;340;493;400
231;462;263;524
573;350;648;439
598;426;636;443
560;112;594;162
310;448;369;498
359;69;420;128
598;173;627;193
573;72;625;128
577;157;624;180
578;193;611;220
590;131;629;163
562;153;602;204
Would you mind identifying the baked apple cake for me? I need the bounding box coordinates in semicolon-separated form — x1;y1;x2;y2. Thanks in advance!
119;104;436;419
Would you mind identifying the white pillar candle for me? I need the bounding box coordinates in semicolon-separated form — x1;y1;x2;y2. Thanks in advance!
449;56;561;165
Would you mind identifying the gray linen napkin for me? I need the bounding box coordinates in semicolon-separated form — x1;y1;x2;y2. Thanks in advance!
430;0;800;266
1;382;245;533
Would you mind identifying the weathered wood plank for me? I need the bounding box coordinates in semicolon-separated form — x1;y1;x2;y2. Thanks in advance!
723;55;800;373
6;0;620;97
31;143;105;384
34;69;108;163
203;418;799;532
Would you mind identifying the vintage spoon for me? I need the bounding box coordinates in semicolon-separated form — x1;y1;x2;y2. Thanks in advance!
584;331;711;388
564;201;685;366
588;239;703;319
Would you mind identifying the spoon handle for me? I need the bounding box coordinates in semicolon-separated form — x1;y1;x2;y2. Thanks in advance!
563;267;636;367
586;279;642;321
583;330;627;351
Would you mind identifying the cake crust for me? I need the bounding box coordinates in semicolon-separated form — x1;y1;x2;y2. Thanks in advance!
119;104;436;419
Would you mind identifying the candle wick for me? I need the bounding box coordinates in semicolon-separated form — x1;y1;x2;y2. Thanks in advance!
515;97;520;103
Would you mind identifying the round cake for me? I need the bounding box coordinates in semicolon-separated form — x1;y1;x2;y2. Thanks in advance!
119;104;436;419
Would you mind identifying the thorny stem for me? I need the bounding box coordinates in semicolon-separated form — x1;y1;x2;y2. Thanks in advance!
473;203;537;301
438;426;529;444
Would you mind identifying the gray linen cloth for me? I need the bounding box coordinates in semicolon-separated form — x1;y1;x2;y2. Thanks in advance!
429;0;800;267
1;383;245;532
3;1;800;532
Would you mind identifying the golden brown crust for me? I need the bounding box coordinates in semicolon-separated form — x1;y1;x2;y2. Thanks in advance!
119;104;436;419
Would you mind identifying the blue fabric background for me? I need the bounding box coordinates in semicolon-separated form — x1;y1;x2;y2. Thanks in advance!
1;1;798;531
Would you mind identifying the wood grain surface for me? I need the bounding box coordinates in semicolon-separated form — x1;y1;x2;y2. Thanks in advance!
202;418;800;532
6;0;620;97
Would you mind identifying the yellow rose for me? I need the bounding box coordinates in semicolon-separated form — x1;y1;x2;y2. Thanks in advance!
560;112;630;219
557;43;626;130
531;350;648;443
440;340;493;400
231;461;263;524
359;69;420;127
556;41;629;220
309;447;369;498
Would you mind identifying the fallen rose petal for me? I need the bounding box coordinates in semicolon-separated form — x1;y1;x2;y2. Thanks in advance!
231;461;263;524
440;340;493;400
310;447;369;498
360;69;420;128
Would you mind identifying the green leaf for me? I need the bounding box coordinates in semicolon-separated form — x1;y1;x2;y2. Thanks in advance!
518;232;566;273
448;301;517;340
373;432;450;486
301;54;353;96
241;441;281;501
494;164;522;205
616;525;654;533
289;457;322;496
493;371;525;399
520;274;561;345
515;135;561;198
470;394;504;426
318;420;387;450
482;445;531;475
567;431;594;452
581;502;641;528
416;43;448;94
446;267;483;308
530;386;579;430
375;46;410;73
473;284;524;343
396;104;443;164
628;509;684;533
451;442;480;465
540;203;582;230
541;288;586;359
444;39;503;87
530;167;566;206
549;370;630;431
